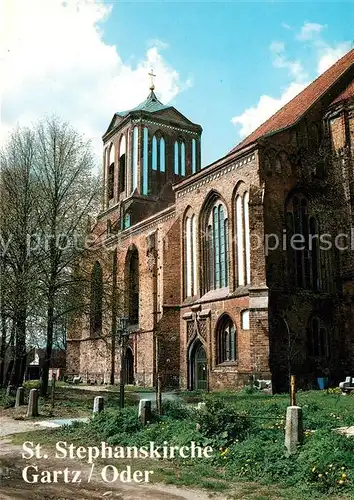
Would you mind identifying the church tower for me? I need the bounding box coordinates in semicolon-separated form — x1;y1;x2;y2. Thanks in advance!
101;72;202;229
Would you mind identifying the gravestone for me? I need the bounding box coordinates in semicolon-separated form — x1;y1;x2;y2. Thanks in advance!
285;405;303;455
93;396;104;413
27;389;39;417
6;385;13;397
15;387;25;407
138;399;152;425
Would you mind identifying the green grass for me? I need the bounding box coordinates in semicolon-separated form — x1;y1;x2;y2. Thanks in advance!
4;388;354;499
0;384;138;418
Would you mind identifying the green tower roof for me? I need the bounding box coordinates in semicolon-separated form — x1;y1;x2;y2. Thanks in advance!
116;90;170;117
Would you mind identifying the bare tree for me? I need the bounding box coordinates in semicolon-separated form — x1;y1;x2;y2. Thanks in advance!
0;128;40;387
32;116;99;396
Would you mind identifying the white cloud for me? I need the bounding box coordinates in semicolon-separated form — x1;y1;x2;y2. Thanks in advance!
232;23;350;141
296;22;325;41
231;82;307;138
316;42;352;74
1;0;189;161
270;41;307;81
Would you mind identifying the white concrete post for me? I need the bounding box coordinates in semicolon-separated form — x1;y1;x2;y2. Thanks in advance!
285;405;303;455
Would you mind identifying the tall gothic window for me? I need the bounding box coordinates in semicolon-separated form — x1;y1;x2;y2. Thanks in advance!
152;135;157;171
118;135;126;194
244;192;251;284
181;141;186;176
216;315;236;364
204;199;229;291
174;141;179;175
286;194;320;290
174;140;186;176
90;262;103;336
184;212;197;297
160;137;165;172
191;138;197;174
307;317;329;358
235;189;251;287
132;126;138;193
107;143;115;201
127;248;139;325
142;127;149;195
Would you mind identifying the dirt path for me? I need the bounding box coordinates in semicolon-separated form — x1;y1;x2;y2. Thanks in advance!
0;422;227;500
0;415;60;437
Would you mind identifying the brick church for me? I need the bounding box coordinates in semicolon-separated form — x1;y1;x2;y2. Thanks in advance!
67;50;354;392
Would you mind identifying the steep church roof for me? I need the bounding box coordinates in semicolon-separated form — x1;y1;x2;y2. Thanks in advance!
230;48;354;154
116;90;171;117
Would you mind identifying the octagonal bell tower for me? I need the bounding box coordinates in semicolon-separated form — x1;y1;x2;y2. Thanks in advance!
101;73;202;229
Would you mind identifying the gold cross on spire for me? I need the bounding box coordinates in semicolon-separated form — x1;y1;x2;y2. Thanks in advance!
148;69;156;91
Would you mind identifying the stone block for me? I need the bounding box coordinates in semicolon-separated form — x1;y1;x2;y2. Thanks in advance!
285;405;303;455
15;387;25;407
27;389;39;417
93;396;104;413
138;399;152;425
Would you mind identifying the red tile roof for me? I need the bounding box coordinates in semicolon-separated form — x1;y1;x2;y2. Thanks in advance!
331;79;354;105
230;49;354;154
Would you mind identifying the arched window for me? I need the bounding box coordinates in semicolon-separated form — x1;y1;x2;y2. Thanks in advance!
160;137;165;172
191;138;197;174
180;141;186;176
132;127;138;193
174;141;179;175
307;317;329;358
216;315;236;364
204;199;229;291
109;143;115;164
118;135;126;194
286;194;320;290
90;262;103;336
184;212;197;297
244;192;251;284
235;188;251;287
126;248;139;325
142;127;149;195
174;140;186;176
236;195;244;286
152;135;157;171
107;143;115;201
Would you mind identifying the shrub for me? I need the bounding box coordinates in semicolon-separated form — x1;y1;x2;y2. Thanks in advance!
161;399;193;420
0;391;15;408
197;400;251;448
120;418;205;450
23;380;41;390
294;430;354;492
89;406;143;442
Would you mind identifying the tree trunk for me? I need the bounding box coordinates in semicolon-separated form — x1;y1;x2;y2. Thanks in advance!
40;287;55;397
0;310;7;388
10;298;27;387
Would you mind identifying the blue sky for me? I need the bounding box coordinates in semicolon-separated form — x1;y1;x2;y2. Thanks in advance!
101;1;352;165
2;0;353;167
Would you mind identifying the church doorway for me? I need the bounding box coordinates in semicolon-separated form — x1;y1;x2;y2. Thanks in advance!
125;347;134;385
189;340;208;390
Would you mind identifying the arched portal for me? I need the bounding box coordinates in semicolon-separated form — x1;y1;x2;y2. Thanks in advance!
189;339;208;390
125;347;134;385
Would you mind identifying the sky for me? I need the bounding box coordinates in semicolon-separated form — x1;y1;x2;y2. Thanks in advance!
1;0;353;168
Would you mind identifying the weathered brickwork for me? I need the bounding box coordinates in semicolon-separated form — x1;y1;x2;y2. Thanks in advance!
67;52;354;392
